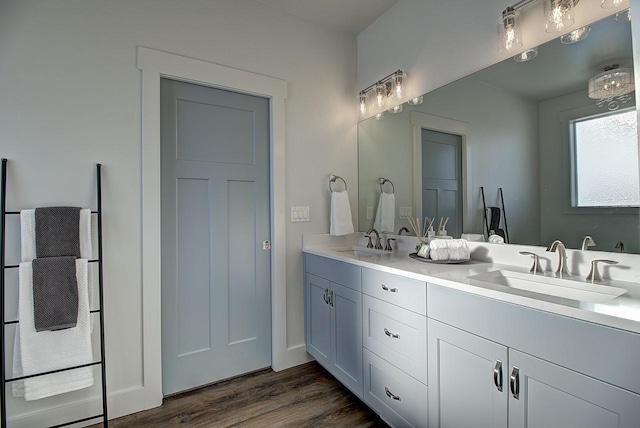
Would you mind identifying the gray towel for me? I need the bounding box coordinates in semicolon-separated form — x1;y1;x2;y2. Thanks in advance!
32;257;78;332
35;207;81;258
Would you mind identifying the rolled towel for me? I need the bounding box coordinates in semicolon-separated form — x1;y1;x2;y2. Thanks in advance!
21;208;92;262
330;191;354;236
429;239;470;261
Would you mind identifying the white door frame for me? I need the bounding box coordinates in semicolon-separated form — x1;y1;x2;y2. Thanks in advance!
411;111;472;233
137;46;288;409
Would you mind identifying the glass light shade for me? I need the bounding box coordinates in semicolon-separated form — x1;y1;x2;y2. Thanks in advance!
388;104;403;114
375;82;387;108
358;92;367;118
513;47;538;62
393;70;406;100
588;66;635;100
544;0;576;33
602;0;629;8
375;112;384;121
560;26;590;44
408;95;424;105
497;7;522;53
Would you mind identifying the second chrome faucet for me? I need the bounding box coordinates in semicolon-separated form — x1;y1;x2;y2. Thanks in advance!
546;240;570;276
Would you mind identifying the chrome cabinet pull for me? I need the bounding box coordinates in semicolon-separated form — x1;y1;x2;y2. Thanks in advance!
329;290;334;307
385;387;401;401
384;328;400;339
493;360;503;392
323;289;330;304
510;366;520;400
381;284;398;293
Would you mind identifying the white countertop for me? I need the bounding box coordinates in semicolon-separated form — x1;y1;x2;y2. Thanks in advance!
303;244;640;335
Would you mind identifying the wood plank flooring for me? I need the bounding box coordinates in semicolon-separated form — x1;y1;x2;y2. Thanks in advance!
95;361;387;427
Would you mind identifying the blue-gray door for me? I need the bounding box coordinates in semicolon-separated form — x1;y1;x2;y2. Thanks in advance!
422;129;462;238
160;78;271;395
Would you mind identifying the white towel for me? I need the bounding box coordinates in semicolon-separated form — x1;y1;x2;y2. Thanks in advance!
330;191;354;236
13;259;93;400
429;239;470;261
373;193;395;233
20;209;92;262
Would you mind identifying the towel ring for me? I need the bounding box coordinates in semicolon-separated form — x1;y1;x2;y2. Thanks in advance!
329;174;347;193
379;178;395;194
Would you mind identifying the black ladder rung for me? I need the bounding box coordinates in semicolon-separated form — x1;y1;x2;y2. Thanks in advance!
4;259;100;270
4;309;102;326
6;361;102;383
4;211;99;215
49;413;104;428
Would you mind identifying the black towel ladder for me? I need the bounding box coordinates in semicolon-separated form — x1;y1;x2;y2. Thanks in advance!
0;158;108;427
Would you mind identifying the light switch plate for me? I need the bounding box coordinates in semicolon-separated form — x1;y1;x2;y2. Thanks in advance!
399;206;412;219
366;206;374;220
290;206;310;222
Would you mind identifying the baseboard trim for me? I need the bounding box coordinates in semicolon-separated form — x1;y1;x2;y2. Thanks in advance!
6;386;145;427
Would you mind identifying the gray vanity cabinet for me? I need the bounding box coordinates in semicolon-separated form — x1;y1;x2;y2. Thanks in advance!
428;319;508;428
304;254;363;398
428;284;640;428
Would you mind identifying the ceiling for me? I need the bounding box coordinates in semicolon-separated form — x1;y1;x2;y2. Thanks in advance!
256;0;400;34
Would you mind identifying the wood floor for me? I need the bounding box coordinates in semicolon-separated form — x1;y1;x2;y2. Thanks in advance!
95;361;387;427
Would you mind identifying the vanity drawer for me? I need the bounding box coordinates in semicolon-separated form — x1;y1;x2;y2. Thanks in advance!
305;253;361;291
364;348;428;428
363;294;427;384
362;268;426;314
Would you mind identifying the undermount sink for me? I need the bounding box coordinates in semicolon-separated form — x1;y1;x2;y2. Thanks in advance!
467;270;627;303
334;246;390;257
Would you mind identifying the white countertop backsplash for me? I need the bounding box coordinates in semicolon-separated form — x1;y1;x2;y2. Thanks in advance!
302;233;640;335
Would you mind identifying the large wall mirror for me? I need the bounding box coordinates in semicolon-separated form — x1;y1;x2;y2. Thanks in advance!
358;11;639;254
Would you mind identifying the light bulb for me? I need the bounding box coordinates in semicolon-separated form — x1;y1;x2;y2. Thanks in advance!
359;92;367;118
375;83;386;108
393;71;405;101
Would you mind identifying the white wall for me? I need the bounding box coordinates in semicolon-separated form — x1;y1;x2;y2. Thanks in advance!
0;0;356;424
358;0;619;109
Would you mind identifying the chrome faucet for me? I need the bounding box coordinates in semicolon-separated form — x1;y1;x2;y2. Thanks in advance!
546;240;570;276
397;227;410;236
581;235;596;251
366;228;383;250
615;241;625;253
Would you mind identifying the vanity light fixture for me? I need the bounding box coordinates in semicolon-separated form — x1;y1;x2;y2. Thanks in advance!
498;6;523;53
601;0;629;8
388;104;403;114
359;92;367;118
514;47;538;62
615;8;631;22
560;25;590;44
357;69;407;117
544;0;579;33
588;64;635;111
408;95;424;105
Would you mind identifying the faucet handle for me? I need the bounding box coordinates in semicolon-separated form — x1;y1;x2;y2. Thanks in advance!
519;251;543;274
364;235;373;249
385;238;396;251
586;259;619;283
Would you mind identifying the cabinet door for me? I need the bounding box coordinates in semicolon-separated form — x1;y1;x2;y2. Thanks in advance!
509;350;640;428
305;273;331;368
331;281;363;398
428;319;508;428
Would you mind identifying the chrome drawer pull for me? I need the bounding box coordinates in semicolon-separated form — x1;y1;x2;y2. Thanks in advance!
493;360;503;392
381;284;398;293
384;328;400;339
323;288;330;305
510;366;520;400
385;387;401;401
